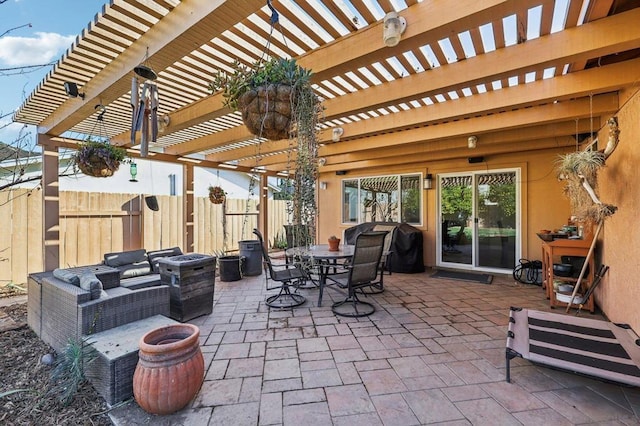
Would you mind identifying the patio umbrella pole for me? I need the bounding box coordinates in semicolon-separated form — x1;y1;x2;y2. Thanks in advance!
565;220;603;312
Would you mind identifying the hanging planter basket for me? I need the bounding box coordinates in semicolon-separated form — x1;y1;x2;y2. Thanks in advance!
74;141;126;178
209;58;316;141
238;84;293;140
208;185;226;204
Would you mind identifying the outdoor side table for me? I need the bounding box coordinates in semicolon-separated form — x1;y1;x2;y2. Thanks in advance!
158;254;216;322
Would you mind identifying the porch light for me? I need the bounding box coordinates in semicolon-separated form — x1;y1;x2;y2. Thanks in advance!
383;12;406;47
63;82;85;100
468;135;478;149
423;174;433;190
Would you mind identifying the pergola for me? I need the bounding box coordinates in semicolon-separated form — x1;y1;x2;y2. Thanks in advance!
14;0;640;269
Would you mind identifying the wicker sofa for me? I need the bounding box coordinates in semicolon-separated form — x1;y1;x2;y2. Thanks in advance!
27;247;183;352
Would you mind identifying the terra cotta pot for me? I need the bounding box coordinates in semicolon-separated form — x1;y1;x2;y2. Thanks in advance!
133;323;204;415
328;238;341;251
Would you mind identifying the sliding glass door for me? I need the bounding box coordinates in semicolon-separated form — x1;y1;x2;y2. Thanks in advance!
438;170;519;272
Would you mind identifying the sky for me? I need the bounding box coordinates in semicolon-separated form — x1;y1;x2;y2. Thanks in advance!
0;0;105;148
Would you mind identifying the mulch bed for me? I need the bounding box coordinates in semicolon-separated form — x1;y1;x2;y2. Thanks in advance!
0;288;112;425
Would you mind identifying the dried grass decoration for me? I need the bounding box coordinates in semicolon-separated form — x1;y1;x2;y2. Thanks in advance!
209;58;316;141
74;140;126;178
208;185;226;204
555;149;617;223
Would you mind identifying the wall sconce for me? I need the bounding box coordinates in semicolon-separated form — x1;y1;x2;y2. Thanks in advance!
423;173;433;190
63;82;85;100
129;162;138;182
468;135;478;149
319;181;328;190
383;12;407;47
332;127;344;142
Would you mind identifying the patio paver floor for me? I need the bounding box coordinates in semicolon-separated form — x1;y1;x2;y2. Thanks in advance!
109;271;640;425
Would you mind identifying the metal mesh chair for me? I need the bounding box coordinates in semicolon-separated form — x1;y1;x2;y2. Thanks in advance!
331;231;387;317
253;228;306;308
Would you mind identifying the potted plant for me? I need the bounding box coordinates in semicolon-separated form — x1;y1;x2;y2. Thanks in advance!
208;185;226;204
209;57;316;141
74;140;127;178
328;235;341;252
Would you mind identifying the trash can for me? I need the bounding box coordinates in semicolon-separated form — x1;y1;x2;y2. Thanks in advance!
239;240;263;276
218;255;243;282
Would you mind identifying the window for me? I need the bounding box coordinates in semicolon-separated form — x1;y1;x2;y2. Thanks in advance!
342;174;422;224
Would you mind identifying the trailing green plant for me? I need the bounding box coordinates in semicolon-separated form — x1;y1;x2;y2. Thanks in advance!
209;57;313;111
46;337;96;406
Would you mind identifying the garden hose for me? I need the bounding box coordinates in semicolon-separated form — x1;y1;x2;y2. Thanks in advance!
513;258;543;285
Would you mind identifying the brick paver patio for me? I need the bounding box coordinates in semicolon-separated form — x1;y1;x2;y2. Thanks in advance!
110;271;640;425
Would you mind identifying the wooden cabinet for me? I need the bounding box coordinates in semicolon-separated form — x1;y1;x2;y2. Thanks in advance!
541;238;596;312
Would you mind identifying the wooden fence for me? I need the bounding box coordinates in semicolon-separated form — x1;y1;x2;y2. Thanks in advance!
0;189;290;285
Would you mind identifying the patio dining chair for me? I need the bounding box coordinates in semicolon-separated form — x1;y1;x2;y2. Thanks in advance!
331;231;387;317
253;228;306;308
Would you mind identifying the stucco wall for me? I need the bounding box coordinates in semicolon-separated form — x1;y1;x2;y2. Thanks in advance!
596;87;640;332
317;145;573;268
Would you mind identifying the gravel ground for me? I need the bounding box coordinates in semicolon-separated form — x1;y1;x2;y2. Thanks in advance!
0;286;112;425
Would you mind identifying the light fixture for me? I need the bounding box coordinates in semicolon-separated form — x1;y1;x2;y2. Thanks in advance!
332;127;344;142
129;162;138;182
423;173;433;190
468;135;478;149
383;12;407;47
319;181;328;190
318;157;327;166
63;82;85;100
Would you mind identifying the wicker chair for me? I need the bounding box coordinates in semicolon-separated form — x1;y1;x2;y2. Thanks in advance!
253;228;306;308
331;231;387;317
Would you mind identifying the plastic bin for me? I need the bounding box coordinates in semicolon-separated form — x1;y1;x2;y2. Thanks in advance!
218;255;243;282
239;240;263;276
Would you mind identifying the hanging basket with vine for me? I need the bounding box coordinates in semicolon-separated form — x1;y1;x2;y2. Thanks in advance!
209;57;317;141
74;140;127;178
208;185;226;204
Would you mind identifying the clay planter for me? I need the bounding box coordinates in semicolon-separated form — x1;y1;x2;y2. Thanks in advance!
328;238;341;252
133;324;204;415
238;84;293;140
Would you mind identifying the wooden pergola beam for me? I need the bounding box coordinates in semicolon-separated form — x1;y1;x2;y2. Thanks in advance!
38;0;265;136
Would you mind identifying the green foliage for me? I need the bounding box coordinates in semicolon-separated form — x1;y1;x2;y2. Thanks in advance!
271;231;287;250
47;338;95;406
209;57;313;110
441;185;473;219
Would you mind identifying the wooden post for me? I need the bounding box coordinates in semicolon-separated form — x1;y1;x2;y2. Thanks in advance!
258;174;269;246
183;164;195;253
41;135;60;271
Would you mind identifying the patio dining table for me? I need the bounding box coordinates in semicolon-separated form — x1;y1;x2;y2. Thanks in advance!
285;244;354;306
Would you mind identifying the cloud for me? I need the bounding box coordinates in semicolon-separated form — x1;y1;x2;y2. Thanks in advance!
0;32;74;66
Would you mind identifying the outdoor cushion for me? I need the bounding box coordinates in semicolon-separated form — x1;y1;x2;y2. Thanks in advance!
147;247;183;272
79;271;104;300
52;268;80;286
104;249;148;267
117;261;152;278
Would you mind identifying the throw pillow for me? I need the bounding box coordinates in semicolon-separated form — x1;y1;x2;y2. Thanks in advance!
104;249;147;267
79;271;104;300
52;268;80;286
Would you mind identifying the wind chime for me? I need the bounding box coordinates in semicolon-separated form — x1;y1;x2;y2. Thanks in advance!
131;48;159;158
131;49;160;211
